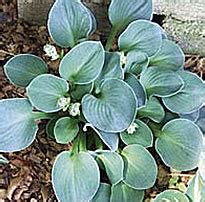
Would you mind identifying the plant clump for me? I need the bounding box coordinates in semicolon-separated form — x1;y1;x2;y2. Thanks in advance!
0;0;205;201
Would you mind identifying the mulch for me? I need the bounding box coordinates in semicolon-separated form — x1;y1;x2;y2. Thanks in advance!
0;0;205;201
0;18;61;200
0;1;66;201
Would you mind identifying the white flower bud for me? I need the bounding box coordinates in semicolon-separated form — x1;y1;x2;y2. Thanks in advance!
43;44;59;61
69;103;81;117
120;52;127;66
57;97;71;111
127;122;138;134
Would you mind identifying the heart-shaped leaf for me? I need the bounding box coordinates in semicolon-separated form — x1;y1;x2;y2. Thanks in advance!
120;120;153;148
59;41;105;85
124;73;146;107
54;117;79;144
196;107;205;133
122;144;158;189
110;181;144;202
199;151;205;175
163;71;205;114
125;52;149;76
83;123;119;151
149;39;185;71
82;78;137;133
48;0;95;47
180;109;200;122
97;131;119;151
198;139;205;180
95;52;123;87
97;152;124;185
154;190;189;202
4;54;48;87
92;183;111;202
119;20;162;56
52;151;100;201
82;4;97;35
108;0;153;32
27;74;69;113
0;98;38;152
158;24;167;39
138;97;165;123
140;67;184;97
99;133;119;151
186;172;205;202
155;119;203;171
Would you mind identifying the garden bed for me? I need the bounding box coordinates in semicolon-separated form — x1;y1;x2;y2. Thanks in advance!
0;0;205;201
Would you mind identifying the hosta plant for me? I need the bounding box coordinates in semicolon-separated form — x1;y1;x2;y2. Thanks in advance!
153;120;205;202
1;0;205;201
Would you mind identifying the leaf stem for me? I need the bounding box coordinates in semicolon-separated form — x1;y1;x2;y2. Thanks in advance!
148;122;164;138
32;111;56;121
59;49;65;59
71;131;87;156
79;132;87;152
71;135;80;156
105;26;119;51
154;130;164;138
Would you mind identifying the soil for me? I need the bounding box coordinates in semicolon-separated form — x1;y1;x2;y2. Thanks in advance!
0;0;205;201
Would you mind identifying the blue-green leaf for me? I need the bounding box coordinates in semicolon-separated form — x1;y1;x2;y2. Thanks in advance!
4;54;48;87
180;109;200;122
110;181;144;202
149;39;185;71
108;0;153;32
119;20;162;56
0;98;38;152
97;131;119;151
0;155;9;164
95;52;123;87
122;144;158;189
120;119;153;148
48;0;96;47
198;137;205;180
125;52;149;76
158;24;167;39
163;71;205;114
52;151;100;202
124;73;146;107
46;117;59;139
54;117;79;144
155;119;203;171
140;67;184;97
196;106;205;133
97;152;124;185
154;190;189;202
138;97;165;123
186;172;205;202
84;124;119;151
92;183;111;202
82;79;137;133
27;74;69;113
59;41;105;85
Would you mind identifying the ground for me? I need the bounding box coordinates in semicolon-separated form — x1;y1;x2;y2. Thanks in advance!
0;0;205;201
